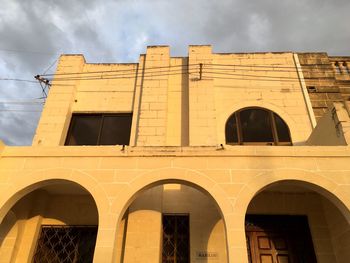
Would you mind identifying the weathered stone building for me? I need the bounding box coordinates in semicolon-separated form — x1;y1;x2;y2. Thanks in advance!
0;45;350;263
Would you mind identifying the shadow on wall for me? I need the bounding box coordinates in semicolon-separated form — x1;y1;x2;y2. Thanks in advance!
116;184;228;263
245;180;350;263
0;182;99;263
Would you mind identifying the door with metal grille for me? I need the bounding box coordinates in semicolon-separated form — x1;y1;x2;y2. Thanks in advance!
32;225;98;263
162;215;190;263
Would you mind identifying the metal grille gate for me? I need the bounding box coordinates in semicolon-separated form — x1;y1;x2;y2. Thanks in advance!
32;225;98;263
162;215;189;263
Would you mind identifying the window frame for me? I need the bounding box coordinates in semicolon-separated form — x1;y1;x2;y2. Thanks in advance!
32;225;98;263
225;107;292;146
162;213;190;263
65;113;133;146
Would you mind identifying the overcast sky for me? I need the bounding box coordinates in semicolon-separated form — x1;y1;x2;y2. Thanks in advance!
0;0;349;145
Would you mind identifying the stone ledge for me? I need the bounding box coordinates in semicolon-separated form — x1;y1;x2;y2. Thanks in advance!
1;145;350;158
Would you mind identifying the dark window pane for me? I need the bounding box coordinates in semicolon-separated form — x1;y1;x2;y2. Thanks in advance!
240;109;274;142
99;114;132;145
274;113;291;142
33;226;97;263
67;116;101;145
225;113;238;143
162;215;189;263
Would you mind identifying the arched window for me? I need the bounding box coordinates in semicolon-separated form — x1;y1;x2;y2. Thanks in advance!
225;107;292;145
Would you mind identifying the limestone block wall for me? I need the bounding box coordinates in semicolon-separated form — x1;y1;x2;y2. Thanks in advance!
135;46;170;146
329;56;350;101
322;196;350;263
298;53;344;121
73;63;137;113
188;46;217;146
31;46;328;147
120;186;163;263
118;184;227;263
213;52;313;145
33;55;85;146
166;57;189;146
0;146;350;262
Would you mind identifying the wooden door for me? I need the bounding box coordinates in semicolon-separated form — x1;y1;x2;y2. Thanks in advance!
245;215;317;263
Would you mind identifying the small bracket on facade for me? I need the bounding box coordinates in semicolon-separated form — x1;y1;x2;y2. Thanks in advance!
199;63;203;80
331;107;342;137
34;75;51;98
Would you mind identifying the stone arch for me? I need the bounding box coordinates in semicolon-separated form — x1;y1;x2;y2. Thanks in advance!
235;169;350;219
231;169;350;263
112;167;233;221
0;168;109;224
218;100;299;145
0;168;108;263
111;167;234;261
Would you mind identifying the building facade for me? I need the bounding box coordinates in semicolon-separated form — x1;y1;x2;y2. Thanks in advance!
0;45;350;263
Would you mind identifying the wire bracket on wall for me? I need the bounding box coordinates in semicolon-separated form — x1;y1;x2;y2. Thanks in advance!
199;63;203;80
34;75;51;98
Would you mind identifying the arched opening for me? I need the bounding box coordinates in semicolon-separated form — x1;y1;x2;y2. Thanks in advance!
225;107;292;145
115;180;228;263
245;180;350;263
0;180;99;262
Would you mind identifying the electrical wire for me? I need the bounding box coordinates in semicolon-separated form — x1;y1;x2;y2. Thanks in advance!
48;68;191;81
40;63;195;77
0;48;58;55
0;101;44;105
0;78;38;83
0;66;332;85
44;71;337;83
204;65;335;74
43;59;58;74
209;63;334;70
0;109;42;112
39;62;336;78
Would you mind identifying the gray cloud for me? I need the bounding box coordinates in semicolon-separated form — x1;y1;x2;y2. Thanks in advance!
0;0;349;145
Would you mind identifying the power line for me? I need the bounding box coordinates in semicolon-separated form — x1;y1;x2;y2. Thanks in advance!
0;101;44;105
43;71;336;83
205;65;336;74
0;78;38;83
48;68;190;81
0;110;42;112
0;48;58;55
39;62;336;78
40;63;195;77
43;58;58;74
209;63;334;69
33;62;340;86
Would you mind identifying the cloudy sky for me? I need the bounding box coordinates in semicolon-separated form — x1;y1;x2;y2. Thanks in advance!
0;0;349;145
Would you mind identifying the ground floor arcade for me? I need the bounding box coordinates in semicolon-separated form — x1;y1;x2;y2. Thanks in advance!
0;148;350;262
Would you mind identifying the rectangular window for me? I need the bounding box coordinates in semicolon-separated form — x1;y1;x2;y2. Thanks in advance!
162;214;190;263
32;225;98;263
65;113;132;145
